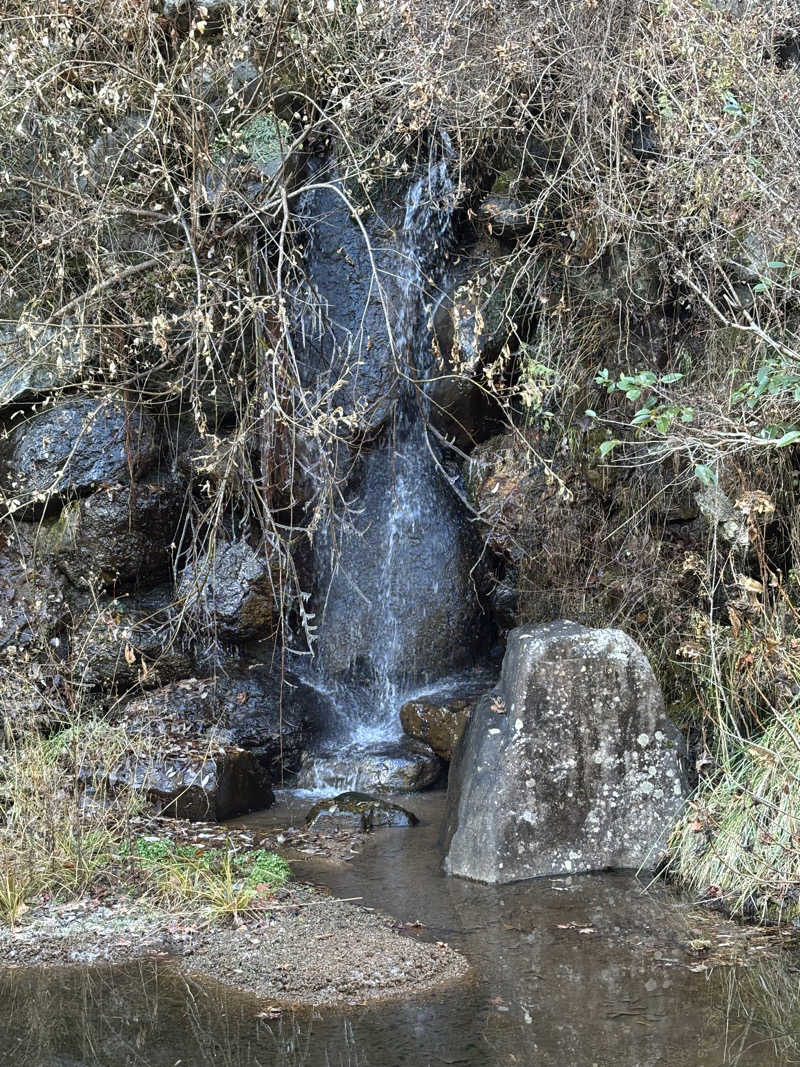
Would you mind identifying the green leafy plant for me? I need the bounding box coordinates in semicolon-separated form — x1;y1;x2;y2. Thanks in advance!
131;838;291;918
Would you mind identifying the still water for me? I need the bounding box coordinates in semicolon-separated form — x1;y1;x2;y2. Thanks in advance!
2;793;799;1067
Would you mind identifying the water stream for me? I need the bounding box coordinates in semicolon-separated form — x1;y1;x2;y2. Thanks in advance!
293;149;490;785
2;792;799;1066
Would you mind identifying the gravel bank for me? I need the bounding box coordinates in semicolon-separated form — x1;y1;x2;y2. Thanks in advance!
0;884;469;1007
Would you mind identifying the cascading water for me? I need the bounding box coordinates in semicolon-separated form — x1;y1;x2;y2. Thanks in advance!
293;145;490;789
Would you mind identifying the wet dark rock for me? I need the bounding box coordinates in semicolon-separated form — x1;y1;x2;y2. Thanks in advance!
425;374;501;451
312;424;489;688
305;791;419;830
426;243;513;448
105;741;272;821
293;181;400;438
71;589;191;692
48;473;187;590
0;530;68;651
120;667;331;778
296;739;443;794
486;570;519;631
400;683;488;761
179;539;277;642
0;398;158;513
444;621;688;882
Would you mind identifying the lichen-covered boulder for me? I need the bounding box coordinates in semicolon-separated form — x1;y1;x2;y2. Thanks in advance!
444;621;687;882
305;791;419;830
0;398;158;513
49;474;187;590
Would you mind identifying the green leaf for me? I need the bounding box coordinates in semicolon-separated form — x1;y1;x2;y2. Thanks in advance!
599;439;620;458
638;371;658;386
584;409;597;418
625;388;642;400
631;410;652;426
661;372;684;384
767;261;786;270
655;413;672;433
774;429;800;448
694;464;717;487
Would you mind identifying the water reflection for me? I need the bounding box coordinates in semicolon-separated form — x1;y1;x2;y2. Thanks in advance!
2;794;800;1066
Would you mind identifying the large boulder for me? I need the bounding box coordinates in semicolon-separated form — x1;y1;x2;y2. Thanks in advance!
104;739;272;821
0;398;158;513
119;666;331;779
48;473;187;590
444;621;687;882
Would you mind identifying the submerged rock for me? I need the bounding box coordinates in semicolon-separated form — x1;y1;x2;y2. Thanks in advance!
305;791;419;830
0;398;158;512
296;739;443;794
444;621;687;882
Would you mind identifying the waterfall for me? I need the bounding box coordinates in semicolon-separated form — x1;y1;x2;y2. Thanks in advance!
295;142;487;755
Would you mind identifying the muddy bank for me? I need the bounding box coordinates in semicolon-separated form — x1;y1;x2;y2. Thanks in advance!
0;804;467;1007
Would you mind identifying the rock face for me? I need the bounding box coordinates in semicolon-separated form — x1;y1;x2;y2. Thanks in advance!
294;180;400;438
0;399;158;511
310;422;489;694
444;621;687;883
